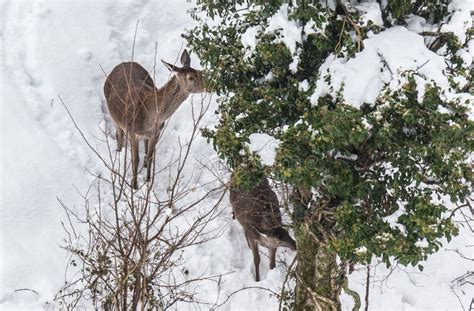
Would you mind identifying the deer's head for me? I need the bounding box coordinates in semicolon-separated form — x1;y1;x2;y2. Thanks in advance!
162;49;205;94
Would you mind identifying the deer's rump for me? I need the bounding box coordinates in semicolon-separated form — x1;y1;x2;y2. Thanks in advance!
104;62;157;135
229;182;283;232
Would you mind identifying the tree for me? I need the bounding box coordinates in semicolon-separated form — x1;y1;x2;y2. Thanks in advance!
186;0;473;309
56;97;226;309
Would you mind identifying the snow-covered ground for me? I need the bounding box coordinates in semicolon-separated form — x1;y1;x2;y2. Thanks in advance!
0;0;472;310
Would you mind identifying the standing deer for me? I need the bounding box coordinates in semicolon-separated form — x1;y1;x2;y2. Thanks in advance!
229;177;296;281
104;49;205;189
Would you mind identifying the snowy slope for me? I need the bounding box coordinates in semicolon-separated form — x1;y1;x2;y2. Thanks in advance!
1;1;472;310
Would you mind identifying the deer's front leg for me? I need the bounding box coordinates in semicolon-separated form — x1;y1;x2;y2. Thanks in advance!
130;135;140;189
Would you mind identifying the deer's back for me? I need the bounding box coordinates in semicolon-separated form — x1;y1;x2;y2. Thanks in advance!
229;179;283;236
104;62;155;99
104;62;158;134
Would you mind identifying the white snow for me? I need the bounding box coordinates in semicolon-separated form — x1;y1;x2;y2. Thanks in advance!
355;246;368;255
298;79;310;91
241;3;304;72
415;239;429;248
352;2;384;27
266;3;301;56
241;25;260;53
248;133;280;166
1;1;473;310
442;0;474;43
312;26;450;108
0;65;88;310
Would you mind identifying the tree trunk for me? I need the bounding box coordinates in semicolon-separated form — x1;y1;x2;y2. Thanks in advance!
290;186;341;310
294;222;341;311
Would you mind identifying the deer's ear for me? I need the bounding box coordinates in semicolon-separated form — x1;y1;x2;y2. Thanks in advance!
181;49;191;68
162;60;179;72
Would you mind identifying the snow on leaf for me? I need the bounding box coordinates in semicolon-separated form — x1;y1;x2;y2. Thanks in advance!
312;27;450;109
248;133;280;166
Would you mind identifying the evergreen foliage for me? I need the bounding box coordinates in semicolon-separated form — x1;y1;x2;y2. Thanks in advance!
186;0;473;307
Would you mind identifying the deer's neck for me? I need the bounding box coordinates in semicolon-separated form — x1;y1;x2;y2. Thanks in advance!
149;76;189;122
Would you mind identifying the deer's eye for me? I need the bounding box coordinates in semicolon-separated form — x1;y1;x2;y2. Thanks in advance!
188;76;195;81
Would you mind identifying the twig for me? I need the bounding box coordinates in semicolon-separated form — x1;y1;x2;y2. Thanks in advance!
342;276;361;311
131;20;140;61
14;288;39;295
446;248;474;261
278;256;297;311
213;286;279;309
416;59;430;70
365;265;370;311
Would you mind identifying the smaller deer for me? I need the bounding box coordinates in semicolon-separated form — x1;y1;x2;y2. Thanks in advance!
104;49;205;189
229;177;296;281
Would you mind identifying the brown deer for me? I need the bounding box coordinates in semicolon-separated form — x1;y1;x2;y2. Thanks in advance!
229;177;296;281
104;49;205;188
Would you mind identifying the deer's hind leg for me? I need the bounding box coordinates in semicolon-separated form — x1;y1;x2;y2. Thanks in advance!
269;248;277;269
145;136;158;182
116;127;124;152
245;232;261;282
130;134;140;189
143;138;149;167
145;127;162;181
